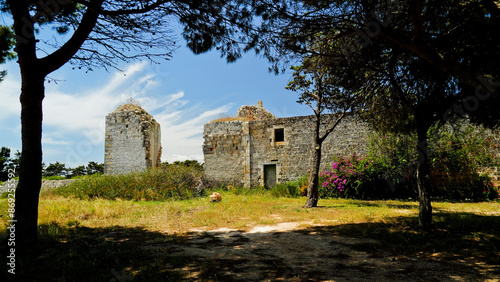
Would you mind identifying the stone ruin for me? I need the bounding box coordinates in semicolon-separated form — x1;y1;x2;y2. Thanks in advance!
104;103;162;174
203;101;371;187
203;101;500;189
101;99;499;189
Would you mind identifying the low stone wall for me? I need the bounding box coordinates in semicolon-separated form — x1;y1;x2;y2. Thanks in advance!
0;179;75;194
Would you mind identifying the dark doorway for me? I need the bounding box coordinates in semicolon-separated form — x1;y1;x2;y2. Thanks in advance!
264;164;277;188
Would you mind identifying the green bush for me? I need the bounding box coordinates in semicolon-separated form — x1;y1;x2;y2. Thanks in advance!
270;182;300;198
320;154;403;200
433;173;499;201
429;125;498;201
55;164;203;201
319;125;498;201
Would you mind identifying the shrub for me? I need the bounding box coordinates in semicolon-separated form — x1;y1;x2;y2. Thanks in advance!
270;182;300;198
433;173;499;201
55;164;203;201
319;125;498;201
320;154;400;200
429;125;498;201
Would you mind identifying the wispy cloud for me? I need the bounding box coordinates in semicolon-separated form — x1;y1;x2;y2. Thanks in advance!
42;137;71;145
0;72;21;122
157;103;233;162
1;61;232;165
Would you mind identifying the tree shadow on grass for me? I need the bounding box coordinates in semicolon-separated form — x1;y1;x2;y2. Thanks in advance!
1;211;499;281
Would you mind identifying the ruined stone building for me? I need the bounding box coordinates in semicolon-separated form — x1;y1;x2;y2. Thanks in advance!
203;102;500;188
202;102;371;187
104;103;162;174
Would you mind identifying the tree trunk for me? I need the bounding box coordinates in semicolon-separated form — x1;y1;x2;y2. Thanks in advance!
304;144;322;208
304;112;322;208
14;72;45;250
416;121;432;229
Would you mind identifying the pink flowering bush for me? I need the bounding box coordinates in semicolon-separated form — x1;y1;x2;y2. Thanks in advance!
320;154;398;199
320;124;499;201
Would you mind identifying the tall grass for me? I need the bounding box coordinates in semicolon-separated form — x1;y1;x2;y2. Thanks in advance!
55;165;203;201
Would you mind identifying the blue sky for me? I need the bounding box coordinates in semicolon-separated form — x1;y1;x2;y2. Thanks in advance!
0;44;311;167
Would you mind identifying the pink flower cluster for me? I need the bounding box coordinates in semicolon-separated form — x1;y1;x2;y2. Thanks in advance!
321;154;365;193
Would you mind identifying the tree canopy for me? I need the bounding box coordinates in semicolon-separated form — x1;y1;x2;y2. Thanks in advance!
252;0;500;127
0;0;261;250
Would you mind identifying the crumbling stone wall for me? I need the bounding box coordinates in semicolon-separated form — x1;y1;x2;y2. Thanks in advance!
105;104;162;174
203;120;246;185
248;115;370;186
203;102;500;188
203;102;371;187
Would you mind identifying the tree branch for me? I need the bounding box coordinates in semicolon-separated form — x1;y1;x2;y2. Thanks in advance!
39;0;105;76
409;0;424;44
379;29;480;89
319;110;346;143
94;0;172;16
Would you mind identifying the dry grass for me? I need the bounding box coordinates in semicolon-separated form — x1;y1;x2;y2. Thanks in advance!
1;191;499;281
2;190;498;236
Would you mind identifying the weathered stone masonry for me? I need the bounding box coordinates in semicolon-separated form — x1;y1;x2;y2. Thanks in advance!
203;102;500;188
105;104;162;174
203;102;371;187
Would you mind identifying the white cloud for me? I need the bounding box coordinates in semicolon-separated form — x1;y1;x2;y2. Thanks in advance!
42;62;153;132
42;136;71;145
157;104;232;163
0;72;21;121
1;61;233;165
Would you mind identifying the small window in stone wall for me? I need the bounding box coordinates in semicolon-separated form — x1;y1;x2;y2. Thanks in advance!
274;128;284;142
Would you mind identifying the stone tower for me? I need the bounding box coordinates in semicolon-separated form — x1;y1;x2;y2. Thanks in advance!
104;103;162;174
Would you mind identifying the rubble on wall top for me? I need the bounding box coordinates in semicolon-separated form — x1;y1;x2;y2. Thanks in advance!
112;103;156;123
210;101;276;122
236;104;276;121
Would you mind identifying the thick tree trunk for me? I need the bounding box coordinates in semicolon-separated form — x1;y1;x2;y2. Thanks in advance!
14;73;45;250
416;121;432;229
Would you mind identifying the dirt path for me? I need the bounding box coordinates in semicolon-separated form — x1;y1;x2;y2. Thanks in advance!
138;222;500;281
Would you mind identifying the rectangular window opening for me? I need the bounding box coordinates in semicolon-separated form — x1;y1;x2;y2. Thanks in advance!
274;128;284;142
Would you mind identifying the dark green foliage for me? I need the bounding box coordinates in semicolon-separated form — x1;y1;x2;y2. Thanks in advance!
68;161;104;178
0;147;19;180
429;125;499;201
163;160;203;171
85;161;104;175
0;25;14;81
71;165;87;177
0;147;11;181
435;174;498;202
43;161;68;177
0;25;14;62
320;128;499;201
56;164;203;201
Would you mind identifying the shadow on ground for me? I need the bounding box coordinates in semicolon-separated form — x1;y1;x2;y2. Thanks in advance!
1;211;499;281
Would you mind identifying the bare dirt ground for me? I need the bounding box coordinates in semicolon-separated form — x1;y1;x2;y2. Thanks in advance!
133;221;500;281
4;219;499;281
